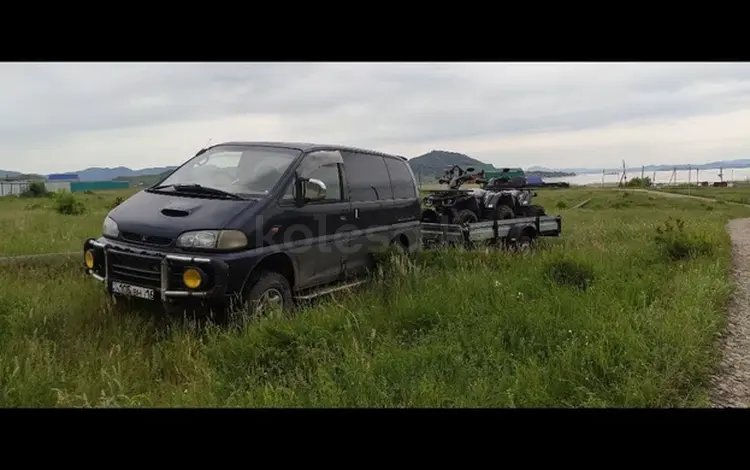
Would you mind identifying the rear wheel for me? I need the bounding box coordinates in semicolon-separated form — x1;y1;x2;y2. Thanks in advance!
494;205;514;220
526;205;546;216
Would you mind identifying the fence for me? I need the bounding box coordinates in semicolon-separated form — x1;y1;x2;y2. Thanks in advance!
0;181;30;196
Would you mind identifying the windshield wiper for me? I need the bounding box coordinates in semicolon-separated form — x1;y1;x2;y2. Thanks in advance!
149;184;245;200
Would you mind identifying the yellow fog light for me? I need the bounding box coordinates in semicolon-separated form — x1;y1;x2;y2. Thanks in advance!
84;250;95;269
182;268;203;289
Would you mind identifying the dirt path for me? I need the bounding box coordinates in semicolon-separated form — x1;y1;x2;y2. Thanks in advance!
710;218;750;407
625;188;750;407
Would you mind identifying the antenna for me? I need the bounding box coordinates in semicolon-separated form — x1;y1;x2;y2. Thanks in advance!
204;138;213;149
193;137;213;158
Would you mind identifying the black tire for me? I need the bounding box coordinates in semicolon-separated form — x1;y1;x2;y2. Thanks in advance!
243;270;293;318
454;208;479;225
421;209;440;223
528;204;546;216
494;205;514;220
516;234;534;251
507;234;535;252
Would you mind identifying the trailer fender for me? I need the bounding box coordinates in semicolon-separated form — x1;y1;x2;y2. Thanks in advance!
507;223;537;243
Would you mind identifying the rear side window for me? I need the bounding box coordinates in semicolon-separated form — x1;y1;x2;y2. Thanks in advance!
342;152;393;201
384;157;417;199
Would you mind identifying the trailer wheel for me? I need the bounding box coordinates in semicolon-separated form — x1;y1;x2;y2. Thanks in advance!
514;234;535;252
455;209;479;225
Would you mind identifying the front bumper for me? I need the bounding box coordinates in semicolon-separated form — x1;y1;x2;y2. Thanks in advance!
83;237;230;303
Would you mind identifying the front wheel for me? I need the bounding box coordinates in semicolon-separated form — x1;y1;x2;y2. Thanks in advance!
243;270;294;319
454;208;479;225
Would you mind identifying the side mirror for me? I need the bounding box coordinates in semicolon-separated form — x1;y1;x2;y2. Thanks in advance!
301;178;326;202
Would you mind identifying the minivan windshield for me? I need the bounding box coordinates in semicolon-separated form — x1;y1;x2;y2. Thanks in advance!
152;145;301;198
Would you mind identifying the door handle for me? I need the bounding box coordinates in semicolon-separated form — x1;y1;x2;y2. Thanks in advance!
354;208;359;219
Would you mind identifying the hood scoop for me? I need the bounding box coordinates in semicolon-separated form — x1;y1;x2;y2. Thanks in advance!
161;208;190;217
160;201;201;218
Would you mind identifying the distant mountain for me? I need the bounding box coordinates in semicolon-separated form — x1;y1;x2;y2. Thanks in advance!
0;170;45;181
71;166;178;182
526;170;575;178
114;170;175;188
6;153;747;185
632;159;750;172
408;150;500;182
530;159;750;174
0;170;22;179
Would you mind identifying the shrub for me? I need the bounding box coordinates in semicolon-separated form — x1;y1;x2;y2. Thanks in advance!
110;196;125;209
654;217;715;261
624;176;652;188
21;181;48;198
54;191;86;215
545;258;596;291
555;201;568;209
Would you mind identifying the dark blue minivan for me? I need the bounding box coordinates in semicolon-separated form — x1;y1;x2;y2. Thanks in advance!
82;142;422;316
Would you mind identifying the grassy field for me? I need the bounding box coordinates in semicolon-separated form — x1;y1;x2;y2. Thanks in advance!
0;188;136;257
657;184;750;205
0;187;747;407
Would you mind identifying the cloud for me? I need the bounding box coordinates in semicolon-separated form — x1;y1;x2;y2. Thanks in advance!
1;61;749;173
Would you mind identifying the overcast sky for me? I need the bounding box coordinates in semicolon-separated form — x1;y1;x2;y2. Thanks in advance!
2;62;749;174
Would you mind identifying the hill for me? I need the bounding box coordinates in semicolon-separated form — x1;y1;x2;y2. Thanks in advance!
0;170;45;181
408;150;496;182
73;166;177;182
114;170;174;188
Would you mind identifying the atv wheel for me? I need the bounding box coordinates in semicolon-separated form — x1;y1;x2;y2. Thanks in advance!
527;204;546;216
454;209;479;225
421;209;440;223
493;205;514;220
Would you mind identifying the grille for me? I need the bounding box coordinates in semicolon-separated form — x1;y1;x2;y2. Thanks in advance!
108;250;162;289
121;231;173;247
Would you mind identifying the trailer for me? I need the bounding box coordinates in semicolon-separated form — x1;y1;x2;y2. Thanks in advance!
421;215;562;250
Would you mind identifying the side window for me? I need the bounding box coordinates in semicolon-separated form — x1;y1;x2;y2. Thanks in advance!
281;163;343;203
384;157;418;199
342;152;392;201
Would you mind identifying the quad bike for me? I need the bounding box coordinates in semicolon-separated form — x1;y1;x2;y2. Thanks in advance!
421;168;547;224
473;175;547;220
421;165;486;224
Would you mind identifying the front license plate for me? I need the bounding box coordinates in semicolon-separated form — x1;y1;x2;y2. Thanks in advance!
111;281;155;300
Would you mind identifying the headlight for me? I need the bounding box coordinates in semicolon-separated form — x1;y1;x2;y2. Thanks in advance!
102;216;119;238
176;230;247;250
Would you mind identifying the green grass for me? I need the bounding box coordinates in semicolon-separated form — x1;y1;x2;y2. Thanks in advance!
657;184;750;205
0;189;138;256
0;188;747;407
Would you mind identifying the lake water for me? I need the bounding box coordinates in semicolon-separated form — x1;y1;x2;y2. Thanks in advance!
544;167;750;186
